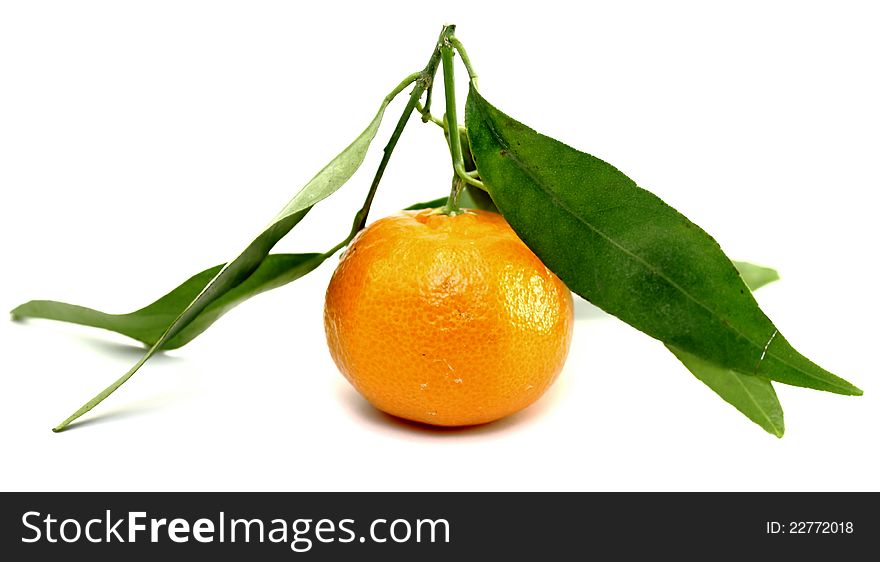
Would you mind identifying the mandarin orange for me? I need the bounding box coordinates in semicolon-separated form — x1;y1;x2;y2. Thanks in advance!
324;208;573;426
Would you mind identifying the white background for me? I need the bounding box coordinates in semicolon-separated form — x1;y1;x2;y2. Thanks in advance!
1;1;877;491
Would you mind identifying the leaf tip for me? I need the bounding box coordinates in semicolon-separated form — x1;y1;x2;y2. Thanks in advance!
764;270;781;286
833;378;864;396
52;416;74;433
9;303;28;319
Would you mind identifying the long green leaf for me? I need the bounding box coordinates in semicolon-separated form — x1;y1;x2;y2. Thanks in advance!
670;346;785;437
11;189;498;351
465;86;860;396
671;261;783;437
43;82;407;431
12;252;327;350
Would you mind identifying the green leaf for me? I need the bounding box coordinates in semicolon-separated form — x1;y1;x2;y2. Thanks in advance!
669;345;785;437
12;252;328;351
459;185;498;213
11;185;502;351
668;260;783;437
465;86;860;396
38;88;398;431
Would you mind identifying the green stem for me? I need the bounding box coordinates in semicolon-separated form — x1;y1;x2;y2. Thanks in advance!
351;24;454;233
442;175;466;215
386;71;424;103
450;37;478;88
421;72;436;123
350;87;425;233
440;38;484;192
441;43;464;175
415;101;445;128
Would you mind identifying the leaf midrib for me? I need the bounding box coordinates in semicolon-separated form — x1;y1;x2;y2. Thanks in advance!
475;104;851;393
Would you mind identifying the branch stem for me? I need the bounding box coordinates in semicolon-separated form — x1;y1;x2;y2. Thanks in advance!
439;40;484;200
351;24;455;233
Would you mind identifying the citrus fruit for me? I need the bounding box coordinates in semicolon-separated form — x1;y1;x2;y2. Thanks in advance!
323;208;574;426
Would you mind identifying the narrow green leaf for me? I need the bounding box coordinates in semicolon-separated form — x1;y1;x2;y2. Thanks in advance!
41;84;402;431
11;184;498;350
669;260;783;437
669;345;785;437
465;87;860;396
12;252;327;351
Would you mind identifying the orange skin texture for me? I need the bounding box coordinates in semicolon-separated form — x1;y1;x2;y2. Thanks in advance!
324;208;574;426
